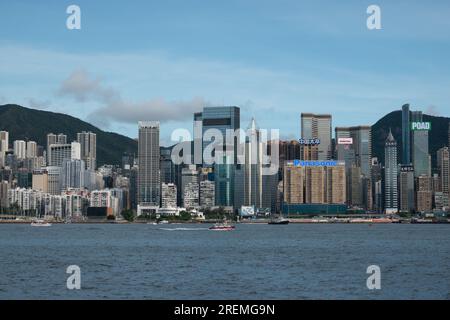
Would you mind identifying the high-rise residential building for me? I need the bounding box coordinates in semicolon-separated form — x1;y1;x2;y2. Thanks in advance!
181;164;198;202
402;104;411;165
283;164;304;204
77;131;97;170
138;121;160;206
243;118;263;208
301;113;332;160
416;175;432;212
47;133;67;163
183;182;199;209
48;142;81;167
199;180;215;208
0;131;8;167
46;166;61;195
411;111;430;177
13;140;26;159
161;183;177;208
26;141;37;159
283;161;345;205
399;165;415;213
384;130;398;213
326;165;346;204
32;169;48;193
60;159;86;191
437;147;449;197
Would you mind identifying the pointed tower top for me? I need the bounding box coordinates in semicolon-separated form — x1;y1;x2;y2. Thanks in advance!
247;117;258;131
386;128;396;142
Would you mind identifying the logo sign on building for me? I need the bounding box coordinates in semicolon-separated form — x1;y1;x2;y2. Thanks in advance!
240;206;255;216
337;137;353;145
299;138;320;145
411;122;431;131
293;160;342;167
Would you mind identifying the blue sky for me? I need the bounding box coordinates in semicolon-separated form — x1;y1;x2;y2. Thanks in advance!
1;0;450;145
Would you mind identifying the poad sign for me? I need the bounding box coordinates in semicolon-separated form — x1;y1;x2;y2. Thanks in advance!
411;122;431;131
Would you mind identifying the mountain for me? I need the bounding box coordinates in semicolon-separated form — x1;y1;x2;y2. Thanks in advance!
0;104;137;166
372;110;450;169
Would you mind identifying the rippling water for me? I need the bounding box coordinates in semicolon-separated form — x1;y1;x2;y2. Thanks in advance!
0;223;449;299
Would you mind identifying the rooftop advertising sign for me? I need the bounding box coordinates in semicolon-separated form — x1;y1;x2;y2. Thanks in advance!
411;122;431;131
299;138;320;145
337;137;353;145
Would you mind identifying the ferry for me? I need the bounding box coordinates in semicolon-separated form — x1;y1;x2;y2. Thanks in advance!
31;219;52;227
209;220;235;231
268;216;290;225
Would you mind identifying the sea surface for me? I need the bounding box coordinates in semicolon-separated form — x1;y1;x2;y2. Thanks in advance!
0;223;449;299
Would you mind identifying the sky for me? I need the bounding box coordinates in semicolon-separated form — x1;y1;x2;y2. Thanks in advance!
1;0;450;145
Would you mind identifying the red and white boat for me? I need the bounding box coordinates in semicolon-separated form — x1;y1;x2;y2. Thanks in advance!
209;220;235;231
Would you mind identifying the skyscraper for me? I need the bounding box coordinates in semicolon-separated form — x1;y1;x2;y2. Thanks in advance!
48;142;81;167
243;118;263;208
0;131;8;167
437;147;449;197
301;113;332;160
138;121;160;206
77;131;97;170
416;175;432;212
26;141;37;159
384;130;398;213
399;165;415;213
47;133;67;163
199;180;215;208
401;104;411;164
411;111;430;177
161;183;177;208
197;106;240;207
13;140;26;159
61;159;86;191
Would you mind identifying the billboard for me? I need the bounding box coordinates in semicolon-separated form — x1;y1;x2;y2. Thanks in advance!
337;137;353;145
292;160;344;167
411;122;431;131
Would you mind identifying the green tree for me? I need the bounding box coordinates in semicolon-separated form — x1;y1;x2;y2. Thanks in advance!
121;209;135;222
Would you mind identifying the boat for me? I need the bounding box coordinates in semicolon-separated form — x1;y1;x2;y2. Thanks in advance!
268;215;290;225
31;219;52;227
209;220;235;231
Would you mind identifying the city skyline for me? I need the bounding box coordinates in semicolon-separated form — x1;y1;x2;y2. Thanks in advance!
1;1;450;144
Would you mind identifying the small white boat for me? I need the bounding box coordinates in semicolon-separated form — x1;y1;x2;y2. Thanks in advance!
31;219;52;227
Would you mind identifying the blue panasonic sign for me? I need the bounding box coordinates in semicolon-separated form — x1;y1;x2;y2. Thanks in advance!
293;160;338;167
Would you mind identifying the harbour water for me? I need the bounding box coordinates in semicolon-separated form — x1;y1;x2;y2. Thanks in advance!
0;223;449;299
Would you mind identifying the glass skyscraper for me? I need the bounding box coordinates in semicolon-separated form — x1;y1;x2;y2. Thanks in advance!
384;130;398;213
402;104;411;165
411;111;430;177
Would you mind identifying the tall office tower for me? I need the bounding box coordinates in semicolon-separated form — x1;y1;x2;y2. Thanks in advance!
437;147;449;197
26;141;37;159
0;131;8;166
138;121;160;206
197;106;239;207
48;142;81;167
193;112;203;165
411;111;430;177
399;165;415;213
401;104;411;164
13;140;26;159
283;164;304;204
32;169;49;193
335;126;372;177
301;113;332;160
326;165;346;204
384;130;398;213
77;131;97;170
371;158;383;212
199;180;215;208
60;159;86;191
183;182;199;209
129;166;138;209
243;118;263;208
161;183;177;208
199;106;240;164
416;175;432;212
160;146;175;184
